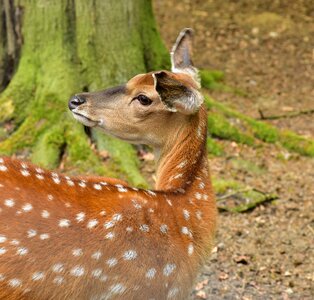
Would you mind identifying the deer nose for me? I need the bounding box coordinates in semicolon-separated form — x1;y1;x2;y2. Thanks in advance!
68;95;86;110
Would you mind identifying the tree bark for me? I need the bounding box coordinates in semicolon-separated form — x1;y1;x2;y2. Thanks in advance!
0;0;169;186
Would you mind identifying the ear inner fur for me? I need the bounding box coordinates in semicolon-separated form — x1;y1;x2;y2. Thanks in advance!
153;71;203;114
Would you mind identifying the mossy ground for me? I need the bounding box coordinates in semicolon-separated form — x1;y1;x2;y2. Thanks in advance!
201;70;314;158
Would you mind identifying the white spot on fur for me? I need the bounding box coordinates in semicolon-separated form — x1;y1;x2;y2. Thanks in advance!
0;247;6;255
76;212;85;222
104;221;115;229
199;182;205;189
181;227;192;238
183;209;190;220
195;192;202;200
36;168;44;174
160;224;168;234
72;248;83;257
0;165;7;172
17;247;28;256
115;184;128;192
53;177;61;184
52;263;64;273
0;236;6;243
32;271;45;281
109;283;126;295
70;266;85;277
59;219;70;228
41;210;50;218
196;210;202;220
21;169;30;177
87;219;98;229
8;278;22;287
166;198;172;206
94;184;102;190
106;258;118;267
140;224;149;232
123;250;137;260
91;268;102;278
53;276;64;285
10;239;19;245
4;199;15;207
79;181;86;188
22;203;33;212
168;287;179;298
163;264;176;276
147;190;157;196
146;268;157;279
40;233;50;240
188;243;194;256
132;199;142;209
36;174;44;180
67;180;74;186
105;232;115;240
48;194;54;201
112;213;122;222
177;160;187;169
92;251;102;260
27;229;37;238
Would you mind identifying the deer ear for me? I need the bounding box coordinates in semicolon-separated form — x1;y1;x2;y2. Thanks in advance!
153;71;203;115
171;28;200;86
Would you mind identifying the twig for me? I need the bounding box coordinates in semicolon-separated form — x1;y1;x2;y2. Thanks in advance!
258;108;314;120
217;187;252;200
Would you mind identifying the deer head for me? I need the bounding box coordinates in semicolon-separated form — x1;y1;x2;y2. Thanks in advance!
68;28;203;149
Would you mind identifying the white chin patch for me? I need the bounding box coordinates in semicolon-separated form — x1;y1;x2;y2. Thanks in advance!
72;112;98;127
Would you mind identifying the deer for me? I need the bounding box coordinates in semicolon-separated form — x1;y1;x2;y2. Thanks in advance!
0;28;217;299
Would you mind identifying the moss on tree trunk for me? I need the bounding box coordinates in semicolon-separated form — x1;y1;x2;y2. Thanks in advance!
0;0;169;186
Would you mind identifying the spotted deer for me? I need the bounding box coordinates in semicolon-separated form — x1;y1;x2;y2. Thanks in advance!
0;28;217;299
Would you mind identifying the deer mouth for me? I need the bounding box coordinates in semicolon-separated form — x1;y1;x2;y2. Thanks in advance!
71;111;99;127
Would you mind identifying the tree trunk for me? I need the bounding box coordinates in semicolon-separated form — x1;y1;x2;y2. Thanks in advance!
0;0;170;187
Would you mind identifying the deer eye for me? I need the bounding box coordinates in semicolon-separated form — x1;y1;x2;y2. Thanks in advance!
136;94;152;106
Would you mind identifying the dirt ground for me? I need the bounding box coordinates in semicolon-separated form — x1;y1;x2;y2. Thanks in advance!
153;1;314;299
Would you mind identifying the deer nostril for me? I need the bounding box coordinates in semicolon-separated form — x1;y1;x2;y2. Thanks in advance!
68;95;86;110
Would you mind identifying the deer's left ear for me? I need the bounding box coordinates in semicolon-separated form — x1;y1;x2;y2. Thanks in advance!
171;28;200;87
153;71;203;115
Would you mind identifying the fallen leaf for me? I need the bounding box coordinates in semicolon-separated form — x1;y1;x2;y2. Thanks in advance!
219;272;229;280
234;255;250;265
196;290;207;299
194;279;209;291
99;150;110;159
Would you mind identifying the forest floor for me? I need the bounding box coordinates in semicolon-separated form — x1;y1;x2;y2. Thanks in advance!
154;1;314;299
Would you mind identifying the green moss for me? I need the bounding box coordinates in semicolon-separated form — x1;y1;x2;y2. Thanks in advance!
200;69;224;89
139;0;170;71
200;69;247;96
31;125;66;169
92;129;147;188
207;137;224;156
280;131;314;156
64;122;107;176
212;178;242;194
207;112;255;145
205;96;314;157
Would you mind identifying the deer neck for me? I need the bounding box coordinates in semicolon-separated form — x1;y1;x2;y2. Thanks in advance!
155;105;209;192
